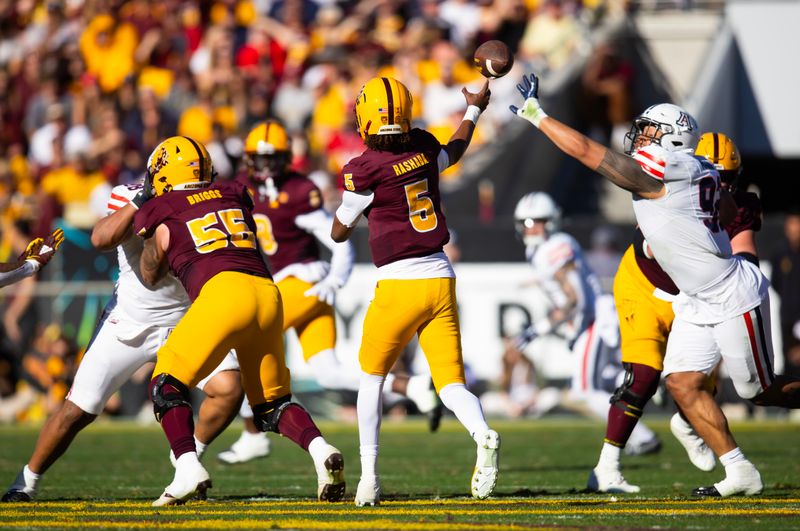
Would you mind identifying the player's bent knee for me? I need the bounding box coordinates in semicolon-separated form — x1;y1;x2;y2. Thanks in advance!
62;400;98;427
610;363;661;418
149;373;192;423
252;394;293;433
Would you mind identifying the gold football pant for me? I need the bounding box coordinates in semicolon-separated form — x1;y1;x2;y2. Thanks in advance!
614;246;675;372
152;271;290;406
277;276;336;361
359;277;465;392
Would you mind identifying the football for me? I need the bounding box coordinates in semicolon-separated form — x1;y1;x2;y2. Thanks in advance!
473;40;514;79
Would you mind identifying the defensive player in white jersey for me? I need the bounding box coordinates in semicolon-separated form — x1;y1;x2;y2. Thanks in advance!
510;192;659;455
2;183;242;503
511;72;800;496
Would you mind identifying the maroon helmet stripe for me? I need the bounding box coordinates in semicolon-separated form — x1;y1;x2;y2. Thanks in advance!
182;136;207;181
381;78;394;125
713;133;719;161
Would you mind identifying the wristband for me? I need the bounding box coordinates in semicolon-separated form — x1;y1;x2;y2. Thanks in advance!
25;259;41;272
463;105;481;125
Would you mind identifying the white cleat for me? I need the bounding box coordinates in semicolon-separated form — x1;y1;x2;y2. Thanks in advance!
2;469;36;503
217;431;271;465
693;461;763;497
314;445;346;502
355;476;381;507
670;413;716;472
471;430;500;499
587;466;641;493
152;455;211;507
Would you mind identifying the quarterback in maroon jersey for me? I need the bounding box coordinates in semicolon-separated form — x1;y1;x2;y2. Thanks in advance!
132;136;345;505
331;76;499;505
217;120;440;465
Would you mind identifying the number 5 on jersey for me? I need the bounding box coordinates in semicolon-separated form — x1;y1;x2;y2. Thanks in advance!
404;178;438;233
186;208;257;253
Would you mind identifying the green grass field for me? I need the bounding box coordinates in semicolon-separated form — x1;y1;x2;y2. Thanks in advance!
1;417;799;529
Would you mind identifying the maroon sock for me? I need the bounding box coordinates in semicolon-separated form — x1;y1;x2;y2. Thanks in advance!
276;404;323;451
149;377;196;459
604;364;661;446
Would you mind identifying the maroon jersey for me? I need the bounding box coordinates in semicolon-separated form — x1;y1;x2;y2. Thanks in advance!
133;180;270;300
342;128;449;267
632;227;679;296
725;189;762;240
237;172;322;275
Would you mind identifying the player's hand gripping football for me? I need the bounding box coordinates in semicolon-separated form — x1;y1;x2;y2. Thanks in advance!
509;73;548;128
462;79;491;112
304;276;341;306
21;228;65;269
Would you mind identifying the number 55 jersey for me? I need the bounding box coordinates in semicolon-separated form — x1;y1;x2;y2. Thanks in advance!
133;179;271;301
630;144;768;324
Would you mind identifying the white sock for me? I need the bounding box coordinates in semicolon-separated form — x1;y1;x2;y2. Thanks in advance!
360;447;378;479
239;396;253;419
194;437;208;460
597;442;622;469
175;452;200;468
307;436;330;464
23;465;40;489
720;447;746;467
358;372;384;477
438;383;489;443
242;429;265;441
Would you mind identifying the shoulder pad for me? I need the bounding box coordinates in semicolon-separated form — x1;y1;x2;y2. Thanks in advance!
632;145;668;181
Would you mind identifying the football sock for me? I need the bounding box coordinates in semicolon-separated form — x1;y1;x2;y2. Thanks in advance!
438;383;489;443
155;381;196;460
307;437;332;465
357;372;385;452
720;447;746;467
308;349;360;391
276;404;323;451
194;438;208;460
360;448;378;479
23;465;40;489
604;364;661;446
597;442;622;469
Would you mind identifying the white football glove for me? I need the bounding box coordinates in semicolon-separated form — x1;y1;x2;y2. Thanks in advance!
509;73;548;128
304;277;341;306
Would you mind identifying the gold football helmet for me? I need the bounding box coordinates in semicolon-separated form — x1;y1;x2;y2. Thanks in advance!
146;136;214;196
244;120;291;182
354;77;412;139
695;132;742;189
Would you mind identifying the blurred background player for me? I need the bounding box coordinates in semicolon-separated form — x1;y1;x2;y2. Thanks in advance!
332;76;499;506
132;136;344;505
217;120;439;465
0;230;63;289
508;192;660;462
2;181;241;503
512;76;800;496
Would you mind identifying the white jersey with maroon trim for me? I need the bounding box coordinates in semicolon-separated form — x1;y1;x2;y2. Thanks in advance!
105;184;190;325
527;232;601;340
630;145;767;324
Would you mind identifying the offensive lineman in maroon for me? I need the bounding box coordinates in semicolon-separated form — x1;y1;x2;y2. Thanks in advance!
132;136;345;505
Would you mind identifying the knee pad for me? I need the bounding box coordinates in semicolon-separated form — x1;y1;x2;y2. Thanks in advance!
610;363;661;418
252;394;293;433
149;373;192;423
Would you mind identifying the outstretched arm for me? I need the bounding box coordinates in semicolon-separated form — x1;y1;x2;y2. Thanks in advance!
442;80;491;167
511;73;665;199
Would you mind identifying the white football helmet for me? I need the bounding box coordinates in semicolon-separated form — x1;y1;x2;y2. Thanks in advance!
514;192;561;249
624;103;699;154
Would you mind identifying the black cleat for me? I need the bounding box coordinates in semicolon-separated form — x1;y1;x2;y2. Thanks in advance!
2;490;32;503
693;485;722;497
